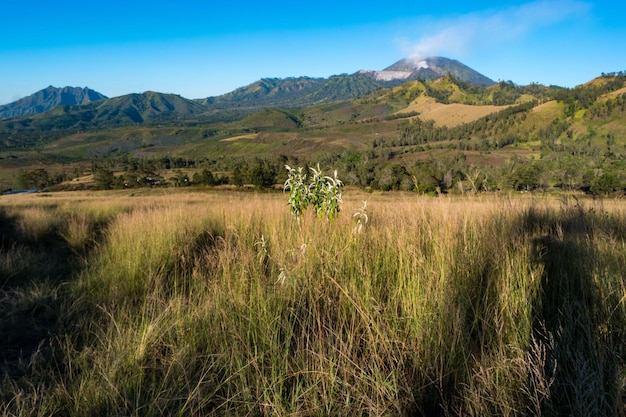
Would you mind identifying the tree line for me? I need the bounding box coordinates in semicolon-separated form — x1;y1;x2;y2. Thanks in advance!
10;146;624;197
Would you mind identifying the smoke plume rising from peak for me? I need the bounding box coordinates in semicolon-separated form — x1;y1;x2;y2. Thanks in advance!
400;0;591;60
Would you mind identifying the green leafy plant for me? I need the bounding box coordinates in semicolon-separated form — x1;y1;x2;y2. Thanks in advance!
284;164;343;221
283;165;309;220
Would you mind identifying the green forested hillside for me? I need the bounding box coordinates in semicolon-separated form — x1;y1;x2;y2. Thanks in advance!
1;72;625;195
199;74;391;109
199;77;327;108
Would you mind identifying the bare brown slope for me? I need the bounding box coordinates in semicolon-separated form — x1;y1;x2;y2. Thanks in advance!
399;96;509;127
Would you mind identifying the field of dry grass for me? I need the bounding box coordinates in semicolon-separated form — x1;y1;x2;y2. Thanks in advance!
400;96;509;127
1;189;625;416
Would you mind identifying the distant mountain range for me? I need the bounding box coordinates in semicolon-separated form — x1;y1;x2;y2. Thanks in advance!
0;86;107;119
0;57;494;120
202;57;495;109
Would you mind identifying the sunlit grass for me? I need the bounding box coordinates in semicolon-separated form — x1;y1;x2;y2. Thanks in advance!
1;190;625;416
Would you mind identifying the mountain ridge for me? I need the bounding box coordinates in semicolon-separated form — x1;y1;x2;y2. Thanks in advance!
203;57;495;109
0;86;107;119
0;57;497;119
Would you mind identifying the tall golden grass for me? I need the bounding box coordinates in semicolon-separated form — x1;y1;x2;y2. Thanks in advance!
1;190;625;416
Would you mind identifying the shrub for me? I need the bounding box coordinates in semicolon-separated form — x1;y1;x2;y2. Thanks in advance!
284;164;343;221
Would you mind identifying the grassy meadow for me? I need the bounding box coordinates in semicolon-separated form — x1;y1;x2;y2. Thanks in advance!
1;189;625;416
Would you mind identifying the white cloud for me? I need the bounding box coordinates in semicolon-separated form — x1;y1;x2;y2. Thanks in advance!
399;0;591;59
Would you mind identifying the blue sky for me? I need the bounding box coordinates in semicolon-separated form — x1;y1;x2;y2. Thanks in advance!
1;0;625;105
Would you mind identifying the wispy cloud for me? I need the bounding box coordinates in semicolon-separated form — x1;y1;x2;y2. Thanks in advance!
399;0;591;58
